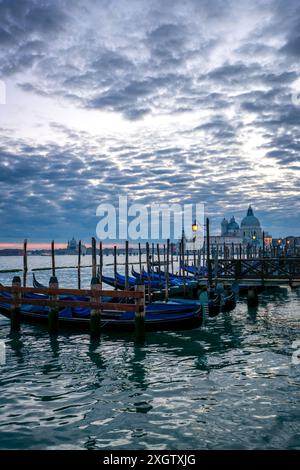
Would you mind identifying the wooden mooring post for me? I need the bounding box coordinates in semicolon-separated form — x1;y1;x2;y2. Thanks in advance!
181;239;186;296
179;239;182;276
77;240;81;289
213;249;218;282
90;276;101;337
247;287;259;307
51;240;56;277
11;276;21;330
135;283;146;342
157;243;162;284
23;239;28;287
206;217;212;286
151;243;155;273
48;276;59;334
146;242;151;302
125;241;129;291
99;241;103;285
138;242;142;275
91;237;97;278
165;239;170;302
113;245;117;289
197;249;201;275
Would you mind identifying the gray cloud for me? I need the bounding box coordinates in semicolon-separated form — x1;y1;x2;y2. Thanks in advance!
0;0;299;239
282;36;300;56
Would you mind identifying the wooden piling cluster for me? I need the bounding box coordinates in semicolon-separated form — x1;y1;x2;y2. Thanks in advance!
0;237;146;337
0;284;145;337
2;225;300;339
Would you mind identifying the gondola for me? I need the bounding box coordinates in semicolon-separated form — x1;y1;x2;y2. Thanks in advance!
167;288;236;318
221;291;236;311
33;272;189;299
33;276;204;313
102;273;198;300
181;265;207;276
131;267;198;286
208;291;236;316
131;268;182;286
32;274;112;302
102;272;163;289
32;273;47;289
31;273;235;316
0;295;203;332
31;276;202;315
1;280;203;330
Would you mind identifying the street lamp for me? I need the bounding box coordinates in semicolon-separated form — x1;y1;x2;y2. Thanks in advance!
252;232;257;241
192;220;198;232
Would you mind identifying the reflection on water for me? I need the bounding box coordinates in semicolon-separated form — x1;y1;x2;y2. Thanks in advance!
8;331;24;364
49;335;60;359
247;305;258;322
0;274;299;448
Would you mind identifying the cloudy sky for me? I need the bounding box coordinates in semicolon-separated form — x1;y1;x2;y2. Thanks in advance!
0;0;299;245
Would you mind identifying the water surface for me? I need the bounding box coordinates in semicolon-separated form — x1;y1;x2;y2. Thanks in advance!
0;256;299;449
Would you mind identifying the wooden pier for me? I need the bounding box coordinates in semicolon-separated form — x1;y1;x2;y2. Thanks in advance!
202;256;300;288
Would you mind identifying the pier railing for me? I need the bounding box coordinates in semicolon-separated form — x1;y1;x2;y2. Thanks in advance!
198;256;300;288
0;285;144;310
213;257;300;279
0;283;146;338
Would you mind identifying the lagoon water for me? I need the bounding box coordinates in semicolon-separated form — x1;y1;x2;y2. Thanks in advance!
0;255;299;449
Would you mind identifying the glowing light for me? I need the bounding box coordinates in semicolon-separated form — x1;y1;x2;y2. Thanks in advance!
192;220;198;232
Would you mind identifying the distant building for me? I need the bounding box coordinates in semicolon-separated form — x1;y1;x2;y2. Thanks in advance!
0;249;23;256
67;237;78;251
272;236;300;254
66;237;87;254
185;205;272;251
221;216;240;237
220;205;271;247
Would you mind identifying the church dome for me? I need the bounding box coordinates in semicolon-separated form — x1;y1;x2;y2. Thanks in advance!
227;216;239;230
241;205;260;227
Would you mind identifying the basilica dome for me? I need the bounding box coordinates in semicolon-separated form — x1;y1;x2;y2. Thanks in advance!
241;205;261;227
227;216;239;230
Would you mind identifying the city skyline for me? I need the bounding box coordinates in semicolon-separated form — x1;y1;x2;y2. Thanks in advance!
0;201;298;248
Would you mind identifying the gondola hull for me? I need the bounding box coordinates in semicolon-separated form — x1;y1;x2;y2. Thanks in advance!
0;305;203;332
208;292;236;316
102;274;198;299
131;268;198;286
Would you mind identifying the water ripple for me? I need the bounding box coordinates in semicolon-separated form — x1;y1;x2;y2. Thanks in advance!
0;284;299;449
